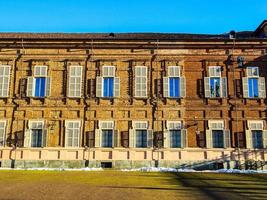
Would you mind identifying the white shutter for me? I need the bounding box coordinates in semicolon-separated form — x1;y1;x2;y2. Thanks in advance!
24;129;31;147
258;77;266;98
27;77;34;97
242;77;249;98
163;129;170;148
246;130;252;149
68;66;82;98
114;77;120;97
135;66;147;97
224;130;230;148
45;77;51;97
95;129;101;147
42;129;47;147
0;121;6;147
96;76;103;97
147;129;153;147
263;130;267;149
181;129;187;148
113;130;118;147
206;129;212;148
129;129;135;148
221;77;227;98
180;77;186;98
204;77;210;98
0;65;11;97
163;77;169;97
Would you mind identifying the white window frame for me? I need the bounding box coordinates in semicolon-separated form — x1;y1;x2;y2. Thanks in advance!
0;65;11;98
168;66;181;77
0;120;7;147
247;120;264;130
27;66;51;97
132;121;148;130
68;65;83;98
135;66;148;98
247;67;259;77
205;66;227;98
99;121;114;130
209;66;221;77
208;120;224;130
64;120;81;148
28;120;45;147
166;121;182;130
34;66;47;77
102;66;115;77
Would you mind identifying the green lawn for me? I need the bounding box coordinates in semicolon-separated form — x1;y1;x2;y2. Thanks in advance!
0;170;266;200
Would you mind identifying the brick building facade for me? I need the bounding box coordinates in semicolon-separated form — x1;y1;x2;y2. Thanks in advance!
0;21;267;169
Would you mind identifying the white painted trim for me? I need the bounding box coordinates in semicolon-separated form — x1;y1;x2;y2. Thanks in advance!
247;120;264;130
132;121;148;129
208;120;224;130
99;120;114;129
166;121;183;130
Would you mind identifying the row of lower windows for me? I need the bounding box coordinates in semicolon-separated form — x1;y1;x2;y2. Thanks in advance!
24;128;266;149
0;65;266;99
0;120;265;149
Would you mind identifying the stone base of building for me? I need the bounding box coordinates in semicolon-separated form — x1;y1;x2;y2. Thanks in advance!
1;160;266;170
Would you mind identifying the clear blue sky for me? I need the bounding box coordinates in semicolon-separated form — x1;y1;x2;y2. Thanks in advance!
0;0;266;34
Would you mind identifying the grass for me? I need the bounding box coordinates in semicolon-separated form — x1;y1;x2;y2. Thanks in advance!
0;170;266;200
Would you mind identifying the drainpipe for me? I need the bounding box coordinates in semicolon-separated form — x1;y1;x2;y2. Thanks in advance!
9;50;22;168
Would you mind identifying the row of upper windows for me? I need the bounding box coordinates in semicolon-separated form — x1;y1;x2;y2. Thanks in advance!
0;120;265;149
0;65;266;99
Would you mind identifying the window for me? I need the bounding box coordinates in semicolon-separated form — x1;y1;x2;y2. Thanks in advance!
103;77;114;97
252;130;263;149
135;66;147;97
96;66;120;98
102;130;113;147
129;121;153;148
136;130;147;148
68;66;83;98
24;121;46;148
243;67;266;98
163;66;186;98
212;130;224;148
169;77;180;97
0;121;6;147
95;121;116;148
164;121;187;148
204;66;227;98
27;66;51;98
206;120;230;148
31;129;43;147
246;120;266;149
170;130;181;148
0;65;11;97
65;121;81;147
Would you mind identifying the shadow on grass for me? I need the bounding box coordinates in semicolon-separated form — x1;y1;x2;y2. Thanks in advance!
169;172;267;200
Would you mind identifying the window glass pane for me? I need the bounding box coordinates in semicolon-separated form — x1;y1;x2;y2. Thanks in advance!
210;78;220;97
102;130;113;147
35;77;46;97
103;78;114;97
248;78;259;98
136;130;147;148
169;77;180;97
252;130;263;148
31;129;42;147
170;130;181;148
212;130;224;148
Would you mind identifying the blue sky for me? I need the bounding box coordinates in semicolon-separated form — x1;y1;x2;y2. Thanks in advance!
0;0;266;34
